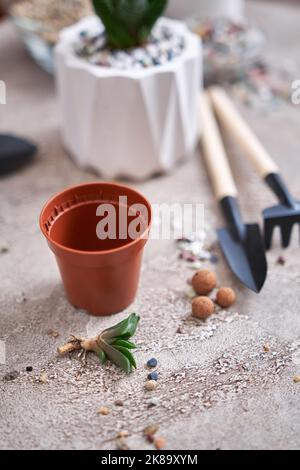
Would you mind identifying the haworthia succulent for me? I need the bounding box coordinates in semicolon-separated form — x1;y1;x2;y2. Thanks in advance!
92;0;168;49
97;313;140;373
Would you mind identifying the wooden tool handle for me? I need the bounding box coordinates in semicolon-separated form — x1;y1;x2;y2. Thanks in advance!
199;92;237;201
209;86;279;178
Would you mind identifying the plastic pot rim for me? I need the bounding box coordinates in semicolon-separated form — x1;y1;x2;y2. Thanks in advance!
39;181;152;257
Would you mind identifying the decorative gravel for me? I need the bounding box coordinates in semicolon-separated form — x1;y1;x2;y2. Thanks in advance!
74;23;186;70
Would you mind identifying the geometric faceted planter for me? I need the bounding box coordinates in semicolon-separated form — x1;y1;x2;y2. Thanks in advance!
55;16;202;181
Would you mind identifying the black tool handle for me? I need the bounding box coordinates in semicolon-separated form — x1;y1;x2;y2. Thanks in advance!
220;196;246;241
265;173;297;209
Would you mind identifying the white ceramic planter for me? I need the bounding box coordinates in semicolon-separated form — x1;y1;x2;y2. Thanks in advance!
166;0;245;22
55;16;202;180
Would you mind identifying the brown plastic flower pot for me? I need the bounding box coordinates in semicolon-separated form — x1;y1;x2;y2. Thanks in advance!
40;182;152;316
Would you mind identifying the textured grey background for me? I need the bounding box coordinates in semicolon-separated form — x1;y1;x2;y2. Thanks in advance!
0;1;300;450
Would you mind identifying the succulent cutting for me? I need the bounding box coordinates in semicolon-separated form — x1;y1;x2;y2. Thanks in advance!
92;0;168;49
58;313;140;373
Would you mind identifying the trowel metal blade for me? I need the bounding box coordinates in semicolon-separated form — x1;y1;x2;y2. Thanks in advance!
218;224;267;293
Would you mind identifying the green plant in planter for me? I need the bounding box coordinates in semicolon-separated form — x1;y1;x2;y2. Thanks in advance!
92;0;169;49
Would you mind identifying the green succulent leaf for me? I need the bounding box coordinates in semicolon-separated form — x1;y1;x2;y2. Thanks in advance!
99;340;132;374
95;314;140;373
110;339;137;349
113;346;137;369
92;0;168;49
101;313;140;340
98;350;107;365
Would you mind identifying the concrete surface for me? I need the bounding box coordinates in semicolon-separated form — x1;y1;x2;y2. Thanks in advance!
0;1;300;450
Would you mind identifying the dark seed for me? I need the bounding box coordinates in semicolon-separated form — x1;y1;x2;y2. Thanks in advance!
3;370;19;381
26;366;33;372
114;400;124;407
148;371;159;381
147;358;158;368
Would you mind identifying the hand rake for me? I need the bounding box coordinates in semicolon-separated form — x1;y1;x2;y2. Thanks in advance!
210;86;300;250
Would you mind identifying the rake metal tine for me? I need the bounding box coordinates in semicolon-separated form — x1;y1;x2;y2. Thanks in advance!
264;222;275;250
281;223;294;249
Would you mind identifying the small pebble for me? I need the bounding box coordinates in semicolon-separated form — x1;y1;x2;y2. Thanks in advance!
154;437;166;450
26;366;33;372
148;397;159;408
148;371;159;381
114;399;124;407
176;326;184;334
16;292;27;304
263;344;270;353
143;424;159;436
189;261;203;270
210;254;219;264
192;296;215;319
116;438;129;450
3;370;19;381
39;372;48;384
216;287;236;308
192;269;217;295
293;376;300;384
185;286;197;299
147;358;158;368
117;430;129;438
145;380;157;391
47;329;60;338
98;406;110;416
0;246;8;254
147;434;155;443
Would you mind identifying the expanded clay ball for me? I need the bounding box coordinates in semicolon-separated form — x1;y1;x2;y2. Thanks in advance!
216;287;236;308
192;270;217;295
192;296;214;319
